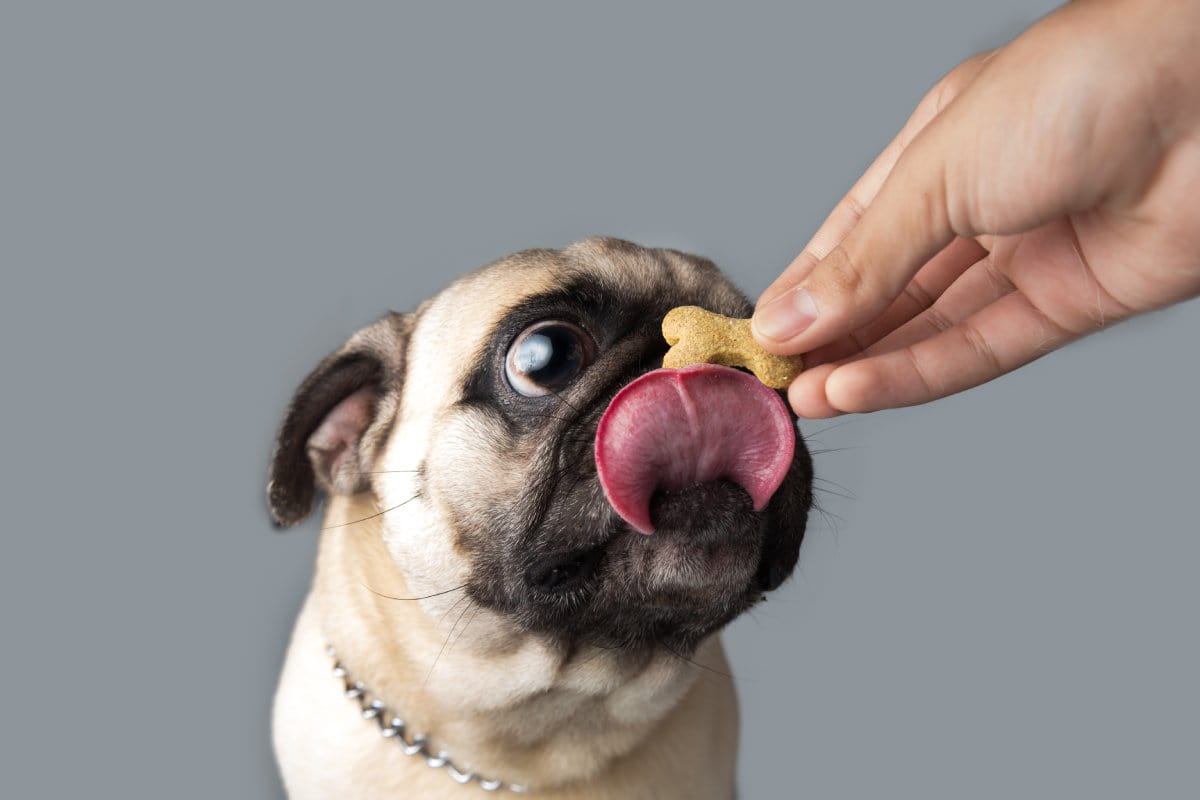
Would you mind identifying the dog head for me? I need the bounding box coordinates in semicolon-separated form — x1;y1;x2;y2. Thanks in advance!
268;238;812;655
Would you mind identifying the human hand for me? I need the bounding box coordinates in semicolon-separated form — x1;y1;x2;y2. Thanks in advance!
752;0;1200;418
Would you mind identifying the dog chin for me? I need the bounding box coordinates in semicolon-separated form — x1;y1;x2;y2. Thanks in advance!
513;500;792;653
632;481;765;592
633;535;762;596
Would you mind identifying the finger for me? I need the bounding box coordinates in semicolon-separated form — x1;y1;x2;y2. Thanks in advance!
802;236;989;366
757;51;994;311
821;291;1076;413
786;246;1000;417
751;62;1001;358
786;363;842;419
859;251;1014;355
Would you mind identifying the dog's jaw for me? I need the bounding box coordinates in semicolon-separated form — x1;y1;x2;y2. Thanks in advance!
281;493;735;794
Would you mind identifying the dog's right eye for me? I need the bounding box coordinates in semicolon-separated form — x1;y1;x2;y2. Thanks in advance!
505;321;595;397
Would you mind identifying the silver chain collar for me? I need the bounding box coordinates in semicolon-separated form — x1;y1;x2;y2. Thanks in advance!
325;645;527;794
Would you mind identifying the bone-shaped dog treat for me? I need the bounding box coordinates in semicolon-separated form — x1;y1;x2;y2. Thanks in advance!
662;306;804;389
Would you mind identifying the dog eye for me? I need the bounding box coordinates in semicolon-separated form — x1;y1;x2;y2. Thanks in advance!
505;321;595;397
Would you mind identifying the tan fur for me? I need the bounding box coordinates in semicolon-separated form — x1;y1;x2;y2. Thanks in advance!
273;239;755;798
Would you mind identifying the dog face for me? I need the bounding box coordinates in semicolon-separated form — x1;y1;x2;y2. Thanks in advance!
269;238;812;655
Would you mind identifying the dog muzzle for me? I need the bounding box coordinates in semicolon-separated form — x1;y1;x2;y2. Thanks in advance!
595;363;795;534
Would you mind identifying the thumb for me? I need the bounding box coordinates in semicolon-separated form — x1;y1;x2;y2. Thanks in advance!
752;107;968;356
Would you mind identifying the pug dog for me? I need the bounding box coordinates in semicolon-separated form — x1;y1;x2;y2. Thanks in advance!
268;237;813;799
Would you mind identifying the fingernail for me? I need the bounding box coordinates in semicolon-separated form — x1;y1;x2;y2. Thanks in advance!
754;287;819;342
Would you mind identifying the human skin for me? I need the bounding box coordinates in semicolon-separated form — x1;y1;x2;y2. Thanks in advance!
751;0;1200;418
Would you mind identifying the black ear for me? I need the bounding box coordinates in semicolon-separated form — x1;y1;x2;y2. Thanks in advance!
267;312;412;528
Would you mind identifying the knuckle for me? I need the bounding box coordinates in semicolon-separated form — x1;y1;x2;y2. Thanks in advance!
902;280;937;313
814;245;869;299
982;260;1015;298
923;306;955;335
1032;307;1076;350
903;347;941;400
932;51;991;112
846;328;872;355
958;321;1003;375
841;192;868;225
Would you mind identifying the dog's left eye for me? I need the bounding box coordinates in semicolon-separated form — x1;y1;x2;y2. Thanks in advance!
505;321;595;397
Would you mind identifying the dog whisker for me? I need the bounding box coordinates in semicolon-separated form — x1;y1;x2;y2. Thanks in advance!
813;474;855;493
810;499;845;531
514;411;576;425
435;591;473;626
541;458;596;498
362;583;468;602
572;643;618;669
812;483;855;502
425;597;476;687
449;602;484;655
320;494;419;530
657;641;733;681
549;389;582;415
801;418;858;439
806;446;863;456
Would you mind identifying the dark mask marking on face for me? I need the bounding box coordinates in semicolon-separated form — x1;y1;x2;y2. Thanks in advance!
438;251;811;653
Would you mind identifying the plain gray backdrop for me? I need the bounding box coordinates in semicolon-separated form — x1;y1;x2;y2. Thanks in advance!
3;1;1197;798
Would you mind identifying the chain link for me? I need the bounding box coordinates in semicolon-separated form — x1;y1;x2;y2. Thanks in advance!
326;645;526;794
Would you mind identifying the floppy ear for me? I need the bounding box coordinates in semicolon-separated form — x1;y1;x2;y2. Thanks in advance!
267;312;413;528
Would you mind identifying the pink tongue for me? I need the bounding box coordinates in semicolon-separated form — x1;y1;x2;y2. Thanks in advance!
595;364;795;534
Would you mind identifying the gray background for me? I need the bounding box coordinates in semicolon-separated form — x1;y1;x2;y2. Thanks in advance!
3;1;1197;798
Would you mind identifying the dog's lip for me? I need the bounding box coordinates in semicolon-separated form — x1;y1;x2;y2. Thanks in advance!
594;364;795;534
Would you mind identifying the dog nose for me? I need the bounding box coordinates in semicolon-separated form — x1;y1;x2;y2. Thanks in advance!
525;545;604;594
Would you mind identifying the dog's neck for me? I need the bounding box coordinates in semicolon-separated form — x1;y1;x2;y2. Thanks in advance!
310;495;715;790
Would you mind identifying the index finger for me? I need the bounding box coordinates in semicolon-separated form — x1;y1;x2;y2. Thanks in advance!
757;51;993;311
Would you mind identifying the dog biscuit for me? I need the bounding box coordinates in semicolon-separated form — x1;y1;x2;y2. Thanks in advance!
662;306;803;389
